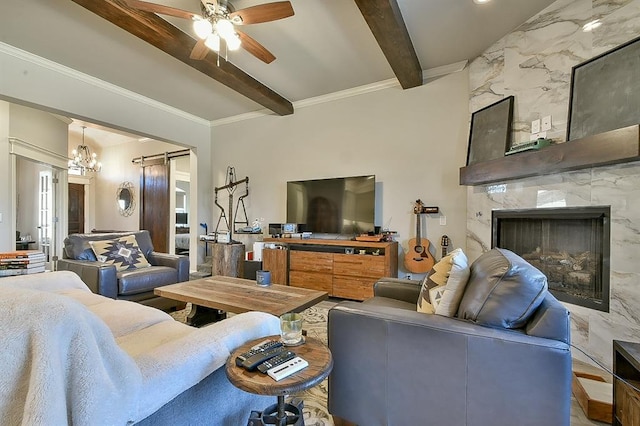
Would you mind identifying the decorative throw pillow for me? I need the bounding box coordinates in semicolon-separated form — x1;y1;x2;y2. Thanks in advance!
417;248;471;316
433;248;470;317
89;235;151;271
416;249;457;314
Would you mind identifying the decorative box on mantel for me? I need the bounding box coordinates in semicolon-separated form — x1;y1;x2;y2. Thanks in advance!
459;124;640;186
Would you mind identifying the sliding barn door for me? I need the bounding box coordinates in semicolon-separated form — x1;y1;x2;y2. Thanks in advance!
140;158;170;253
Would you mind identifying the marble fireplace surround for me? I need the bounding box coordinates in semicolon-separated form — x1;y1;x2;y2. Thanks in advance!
466;161;640;370
465;0;640;370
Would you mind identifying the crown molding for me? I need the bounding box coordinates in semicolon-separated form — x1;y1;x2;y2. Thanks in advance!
0;42;210;127
211;60;469;127
2;42;468;131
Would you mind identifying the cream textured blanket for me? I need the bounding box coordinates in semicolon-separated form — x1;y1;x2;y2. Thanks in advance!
0;285;142;425
0;271;281;425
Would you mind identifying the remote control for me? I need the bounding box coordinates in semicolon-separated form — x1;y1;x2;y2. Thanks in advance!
235;340;283;367
241;346;287;371
267;357;309;381
257;350;296;373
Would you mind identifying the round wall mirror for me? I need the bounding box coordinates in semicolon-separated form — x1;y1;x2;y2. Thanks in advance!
116;181;135;217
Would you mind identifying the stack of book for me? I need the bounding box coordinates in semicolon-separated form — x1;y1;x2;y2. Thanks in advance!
0;250;47;277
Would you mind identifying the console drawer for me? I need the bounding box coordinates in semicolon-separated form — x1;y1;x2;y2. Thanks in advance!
332;276;376;300
333;253;386;278
289;271;332;293
290;251;333;273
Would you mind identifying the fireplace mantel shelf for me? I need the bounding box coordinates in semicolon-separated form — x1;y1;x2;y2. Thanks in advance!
459;124;640;186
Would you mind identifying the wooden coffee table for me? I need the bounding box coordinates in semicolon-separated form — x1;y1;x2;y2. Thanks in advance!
226;335;333;426
155;275;328;326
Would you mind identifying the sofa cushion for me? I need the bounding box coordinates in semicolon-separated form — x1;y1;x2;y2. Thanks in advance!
118;266;178;295
456;248;548;329
90;235;151;271
364;296;417;311
417;248;470;316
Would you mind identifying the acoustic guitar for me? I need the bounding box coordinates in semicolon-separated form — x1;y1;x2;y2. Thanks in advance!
404;199;435;273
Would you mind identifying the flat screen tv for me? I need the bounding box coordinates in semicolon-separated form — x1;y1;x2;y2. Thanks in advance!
176;212;188;225
286;175;376;235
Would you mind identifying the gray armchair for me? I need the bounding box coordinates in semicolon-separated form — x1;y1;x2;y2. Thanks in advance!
57;230;189;310
328;249;572;426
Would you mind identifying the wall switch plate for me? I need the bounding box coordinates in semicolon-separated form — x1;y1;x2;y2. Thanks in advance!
541;115;552;132
531;119;541;134
440;216;446;226
0;212;2;223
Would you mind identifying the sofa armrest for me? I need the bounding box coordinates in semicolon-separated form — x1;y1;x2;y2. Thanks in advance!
328;301;572;426
147;252;190;282
373;277;421;304
56;259;118;298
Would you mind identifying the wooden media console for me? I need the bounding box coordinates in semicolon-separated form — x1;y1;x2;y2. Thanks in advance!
262;238;398;301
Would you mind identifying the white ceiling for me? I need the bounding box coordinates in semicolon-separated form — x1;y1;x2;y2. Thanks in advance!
1;0;556;129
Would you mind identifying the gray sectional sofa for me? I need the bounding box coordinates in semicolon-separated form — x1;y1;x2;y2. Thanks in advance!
328;248;572;426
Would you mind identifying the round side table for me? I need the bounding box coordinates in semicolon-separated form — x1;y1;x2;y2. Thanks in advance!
225;335;333;426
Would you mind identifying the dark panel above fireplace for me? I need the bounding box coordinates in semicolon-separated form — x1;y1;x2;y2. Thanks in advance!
492;206;611;312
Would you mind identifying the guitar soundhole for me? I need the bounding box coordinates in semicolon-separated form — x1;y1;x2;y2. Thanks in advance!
414;246;424;254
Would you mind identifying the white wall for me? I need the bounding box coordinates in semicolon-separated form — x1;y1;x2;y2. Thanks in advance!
0;102;69;252
0;43;214;265
0;102;12;247
94;140;186;231
212;69;470;278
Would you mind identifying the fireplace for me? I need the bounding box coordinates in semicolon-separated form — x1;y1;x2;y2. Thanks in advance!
492;206;610;312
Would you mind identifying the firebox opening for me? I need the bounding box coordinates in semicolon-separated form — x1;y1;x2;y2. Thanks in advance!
492;206;610;312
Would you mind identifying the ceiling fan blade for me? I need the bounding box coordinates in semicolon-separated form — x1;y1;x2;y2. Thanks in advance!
123;0;198;20
229;1;294;25
190;39;209;60
236;30;276;64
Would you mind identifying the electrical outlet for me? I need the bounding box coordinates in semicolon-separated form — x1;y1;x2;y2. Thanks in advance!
541;115;552;132
531;119;541;134
440;216;446;226
406;274;412;280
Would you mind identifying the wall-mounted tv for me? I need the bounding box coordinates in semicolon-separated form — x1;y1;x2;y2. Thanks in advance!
286;175;376;235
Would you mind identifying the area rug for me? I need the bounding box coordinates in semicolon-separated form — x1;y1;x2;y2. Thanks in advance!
170;300;337;426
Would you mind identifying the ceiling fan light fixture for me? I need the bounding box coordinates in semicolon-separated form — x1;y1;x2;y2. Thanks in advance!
226;33;241;51
473;0;491;4
193;17;213;39
215;19;235;39
205;33;221;52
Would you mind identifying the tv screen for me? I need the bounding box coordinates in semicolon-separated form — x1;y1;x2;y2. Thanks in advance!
286;175;376;235
176;212;188;225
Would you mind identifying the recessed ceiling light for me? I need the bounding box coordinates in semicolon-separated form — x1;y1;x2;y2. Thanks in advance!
473;0;491;4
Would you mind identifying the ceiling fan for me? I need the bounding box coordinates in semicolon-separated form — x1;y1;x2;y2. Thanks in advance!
123;0;294;63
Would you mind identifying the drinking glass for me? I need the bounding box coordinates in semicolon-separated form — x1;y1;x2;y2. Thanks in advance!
279;312;303;345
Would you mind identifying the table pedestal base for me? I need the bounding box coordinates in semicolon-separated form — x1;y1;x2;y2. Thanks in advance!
186;305;226;327
247;396;304;426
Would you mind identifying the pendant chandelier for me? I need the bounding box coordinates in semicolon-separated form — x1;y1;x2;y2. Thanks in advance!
69;126;101;174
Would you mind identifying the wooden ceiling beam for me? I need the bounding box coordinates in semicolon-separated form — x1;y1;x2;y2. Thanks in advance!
354;0;422;89
70;0;293;116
